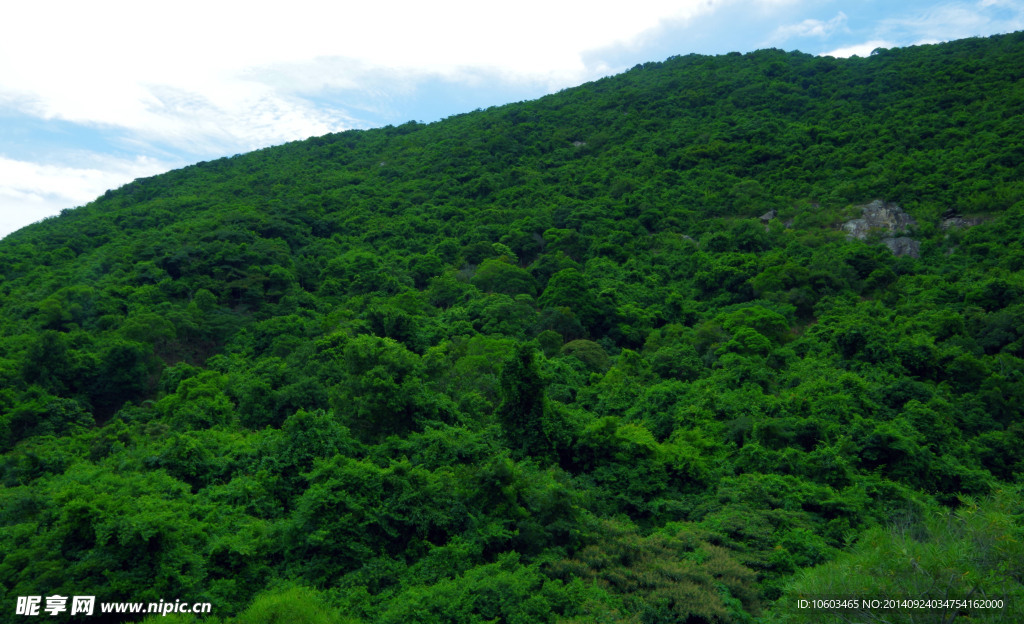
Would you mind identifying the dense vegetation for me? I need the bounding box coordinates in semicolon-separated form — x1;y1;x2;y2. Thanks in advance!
2;32;1023;623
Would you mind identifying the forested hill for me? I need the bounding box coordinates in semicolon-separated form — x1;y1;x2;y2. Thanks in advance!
1;31;1023;624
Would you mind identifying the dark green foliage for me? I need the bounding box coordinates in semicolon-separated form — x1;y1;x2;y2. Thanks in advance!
559;339;610;372
2;32;1024;622
497;344;555;457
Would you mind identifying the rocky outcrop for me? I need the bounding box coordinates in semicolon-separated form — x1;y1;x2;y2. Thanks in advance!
941;216;985;229
758;209;778;231
883;236;920;258
842;200;920;257
940;207;985;230
842;200;917;239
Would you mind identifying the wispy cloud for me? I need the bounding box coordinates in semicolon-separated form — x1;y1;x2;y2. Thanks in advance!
877;0;1024;42
816;1;1024;59
0;0;723;156
770;11;849;43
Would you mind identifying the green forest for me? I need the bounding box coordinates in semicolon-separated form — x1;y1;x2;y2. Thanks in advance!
1;32;1023;623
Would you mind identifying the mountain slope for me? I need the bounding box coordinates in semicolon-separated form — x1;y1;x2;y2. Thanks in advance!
1;33;1023;623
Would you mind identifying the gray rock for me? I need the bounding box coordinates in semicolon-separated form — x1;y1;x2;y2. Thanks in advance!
883;237;920;258
941;216;984;230
842;200;917;240
758;209;777;224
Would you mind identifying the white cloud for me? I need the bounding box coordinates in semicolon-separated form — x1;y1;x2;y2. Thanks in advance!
814;2;1024;57
0;154;172;239
6;0;1022;158
126;81;360;155
0;0;728;156
820;39;898;58
877;1;1024;42
771;11;849;42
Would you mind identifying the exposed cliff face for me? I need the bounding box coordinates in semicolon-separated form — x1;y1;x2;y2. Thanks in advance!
941;216;985;229
884;236;921;258
842;200;917;239
842;200;920;257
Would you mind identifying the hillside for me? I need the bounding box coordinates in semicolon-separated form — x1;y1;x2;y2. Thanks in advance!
2;32;1023;623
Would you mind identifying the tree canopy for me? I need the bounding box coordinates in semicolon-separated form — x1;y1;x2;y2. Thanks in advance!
2;32;1024;623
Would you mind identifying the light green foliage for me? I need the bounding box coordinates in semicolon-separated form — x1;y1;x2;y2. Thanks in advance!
234;586;356;624
285;455;465;581
769;487;1024;623
377;553;582;624
155;370;235;428
330;334;434;441
0;463;210;604
549;518;761;623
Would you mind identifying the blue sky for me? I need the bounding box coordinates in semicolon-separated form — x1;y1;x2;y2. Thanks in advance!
2;0;1023;239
